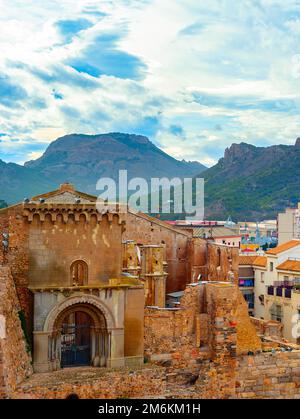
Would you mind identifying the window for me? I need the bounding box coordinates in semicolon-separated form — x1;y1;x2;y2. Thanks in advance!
70;260;88;286
270;304;282;322
270;262;274;272
261;272;265;283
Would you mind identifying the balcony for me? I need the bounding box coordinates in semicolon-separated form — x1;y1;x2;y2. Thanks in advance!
267;285;292;299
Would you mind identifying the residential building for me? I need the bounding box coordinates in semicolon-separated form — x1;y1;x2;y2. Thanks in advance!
278;204;300;244
239;255;267;317
252;240;300;343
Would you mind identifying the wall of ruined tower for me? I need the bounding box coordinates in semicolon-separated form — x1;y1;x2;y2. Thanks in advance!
123;212;191;293
186;239;239;284
206;243;239;282
0;267;32;398
144;284;201;359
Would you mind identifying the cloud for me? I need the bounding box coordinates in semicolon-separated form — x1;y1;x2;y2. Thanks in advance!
1;0;300;167
0;74;28;107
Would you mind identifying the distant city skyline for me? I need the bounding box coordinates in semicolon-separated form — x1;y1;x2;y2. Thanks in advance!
1;0;300;166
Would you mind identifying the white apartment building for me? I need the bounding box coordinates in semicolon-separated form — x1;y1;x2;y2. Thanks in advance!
253;240;300;344
278;204;300;244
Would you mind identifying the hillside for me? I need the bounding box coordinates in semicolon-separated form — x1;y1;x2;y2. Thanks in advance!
0;159;57;204
202;138;300;220
1;133;206;204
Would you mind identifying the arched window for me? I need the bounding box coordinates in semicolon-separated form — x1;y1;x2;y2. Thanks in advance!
70;260;88;286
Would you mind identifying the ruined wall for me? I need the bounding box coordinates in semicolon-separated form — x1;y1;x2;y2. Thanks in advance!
236;352;300;399
187;239;208;282
0;267;32;398
12;366;165;399
235;292;262;355
186;239;239;284
250;317;283;340
0;207;32;332
207;243;239;282
144;284;200;359
124;212;191;292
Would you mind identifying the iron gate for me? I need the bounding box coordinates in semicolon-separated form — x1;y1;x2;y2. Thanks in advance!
61;323;91;367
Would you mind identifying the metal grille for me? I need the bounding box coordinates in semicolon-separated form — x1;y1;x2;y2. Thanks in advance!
61;323;91;367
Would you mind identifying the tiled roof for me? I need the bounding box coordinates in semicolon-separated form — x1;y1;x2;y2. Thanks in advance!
266;240;300;255
239;255;267;268
253;256;267;268
239;256;258;266
276;259;300;272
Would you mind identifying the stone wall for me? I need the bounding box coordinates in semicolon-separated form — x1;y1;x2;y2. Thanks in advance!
251;317;283;339
236;352;300;399
187;239;239;284
0;267;33;398
144;284;200;360
13;366;165;399
0;207;32;331
206;243;239;283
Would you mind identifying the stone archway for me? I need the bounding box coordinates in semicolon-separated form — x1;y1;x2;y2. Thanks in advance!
43;295;115;370
57;305;109;368
44;294;116;332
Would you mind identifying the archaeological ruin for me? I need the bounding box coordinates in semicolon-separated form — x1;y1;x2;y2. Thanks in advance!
0;183;300;399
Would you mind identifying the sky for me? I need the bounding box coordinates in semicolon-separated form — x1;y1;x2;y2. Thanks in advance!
1;0;300;167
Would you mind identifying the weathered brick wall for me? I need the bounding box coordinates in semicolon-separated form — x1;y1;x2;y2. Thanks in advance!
186;240;239;285
207;243;239;283
236;352;300;399
13;367;165;399
0;267;33;398
0;207;31;330
144;284;201;359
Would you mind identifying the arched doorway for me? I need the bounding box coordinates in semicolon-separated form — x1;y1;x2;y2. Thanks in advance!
61;311;92;367
50;303;109;369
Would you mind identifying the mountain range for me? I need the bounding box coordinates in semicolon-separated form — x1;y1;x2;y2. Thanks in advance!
203;138;300;220
0;133;205;204
0;133;299;220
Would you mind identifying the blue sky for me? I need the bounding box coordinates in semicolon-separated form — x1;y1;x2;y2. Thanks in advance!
1;0;300;166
